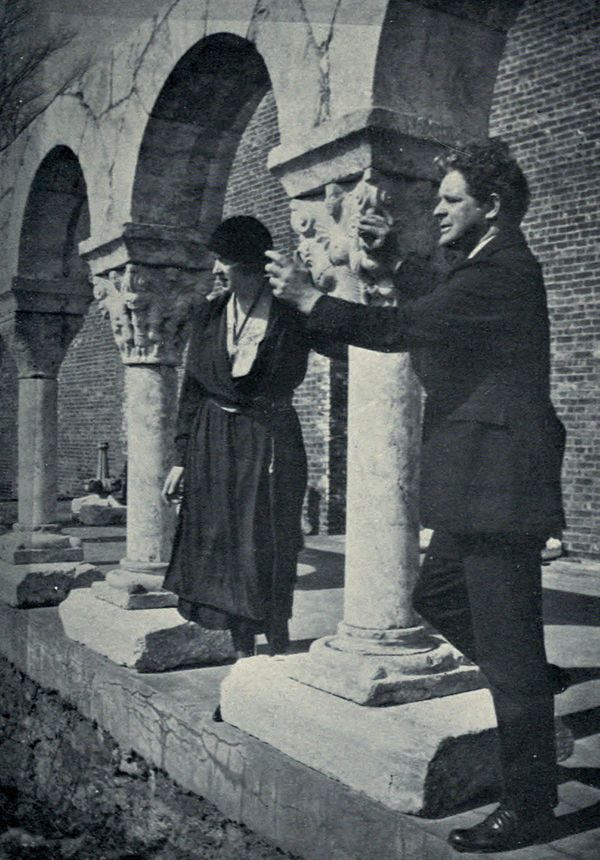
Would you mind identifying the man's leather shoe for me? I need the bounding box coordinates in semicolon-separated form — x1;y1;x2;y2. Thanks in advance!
448;804;554;853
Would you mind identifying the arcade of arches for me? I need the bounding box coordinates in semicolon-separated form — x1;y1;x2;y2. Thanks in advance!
0;0;598;851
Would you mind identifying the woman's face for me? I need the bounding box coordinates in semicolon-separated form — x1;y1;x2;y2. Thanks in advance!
212;255;241;292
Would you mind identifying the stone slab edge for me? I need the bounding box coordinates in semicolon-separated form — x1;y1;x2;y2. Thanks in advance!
0;599;521;860
58;589;232;671
221;655;502;816
0;561;103;607
92;579;178;609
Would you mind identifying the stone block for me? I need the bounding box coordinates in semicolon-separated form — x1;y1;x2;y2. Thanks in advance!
220;655;503;817
77;506;127;526
73;494;127;525
0;529;84;564
92;579;178;609
59;589;234;672
0;561;104;608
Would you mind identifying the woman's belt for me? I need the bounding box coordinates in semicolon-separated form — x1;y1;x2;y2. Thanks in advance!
207;396;293;416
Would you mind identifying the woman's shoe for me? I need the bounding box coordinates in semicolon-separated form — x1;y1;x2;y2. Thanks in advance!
555;716;575;762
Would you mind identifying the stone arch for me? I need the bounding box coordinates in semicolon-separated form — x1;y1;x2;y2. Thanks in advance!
131;32;272;242
18;145;90;290
3;93;110;294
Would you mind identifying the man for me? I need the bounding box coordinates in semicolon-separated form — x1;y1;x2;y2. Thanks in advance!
266;140;568;853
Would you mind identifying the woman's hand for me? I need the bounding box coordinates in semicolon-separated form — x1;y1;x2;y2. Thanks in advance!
265;250;322;315
162;466;184;504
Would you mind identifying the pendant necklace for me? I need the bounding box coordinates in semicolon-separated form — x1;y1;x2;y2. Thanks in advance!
232;284;265;346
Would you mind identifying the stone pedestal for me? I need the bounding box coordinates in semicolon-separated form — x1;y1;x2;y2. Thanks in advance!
59;588;232;672
221;656;498;817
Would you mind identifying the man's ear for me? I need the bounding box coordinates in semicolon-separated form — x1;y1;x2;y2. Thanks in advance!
484;192;501;222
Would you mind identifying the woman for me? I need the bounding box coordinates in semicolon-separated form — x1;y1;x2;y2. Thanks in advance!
162;216;315;660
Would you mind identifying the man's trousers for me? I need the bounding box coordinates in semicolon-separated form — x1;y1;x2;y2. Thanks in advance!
413;530;558;814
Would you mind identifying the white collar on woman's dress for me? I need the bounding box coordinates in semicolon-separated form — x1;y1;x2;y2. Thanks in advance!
226;291;272;378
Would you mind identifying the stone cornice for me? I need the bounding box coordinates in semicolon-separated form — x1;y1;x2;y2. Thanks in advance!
79;222;211;278
268;108;463;197
0;278;93;318
0;308;86;378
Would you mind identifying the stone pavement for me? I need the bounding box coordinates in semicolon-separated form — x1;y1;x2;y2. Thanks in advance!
0;522;599;859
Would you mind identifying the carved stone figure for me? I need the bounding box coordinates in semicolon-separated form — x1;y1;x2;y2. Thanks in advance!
290;168;404;305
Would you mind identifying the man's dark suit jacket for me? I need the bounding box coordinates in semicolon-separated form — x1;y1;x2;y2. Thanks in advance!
306;228;566;535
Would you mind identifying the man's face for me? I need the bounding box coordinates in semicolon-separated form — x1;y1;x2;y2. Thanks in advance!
433;169;488;252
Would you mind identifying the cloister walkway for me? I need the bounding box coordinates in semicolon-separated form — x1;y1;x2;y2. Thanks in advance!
1;511;599;859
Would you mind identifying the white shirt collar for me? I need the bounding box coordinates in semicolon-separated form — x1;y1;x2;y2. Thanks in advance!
468;233;498;260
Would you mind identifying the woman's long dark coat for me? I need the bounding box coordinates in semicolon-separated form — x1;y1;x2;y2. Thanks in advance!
304;228;566;536
164;294;313;629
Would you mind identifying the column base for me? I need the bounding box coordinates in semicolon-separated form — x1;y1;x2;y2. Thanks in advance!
0;526;84;564
59;588;234;672
94;567;178;610
0;560;103;608
286;623;482;705
220;655;501;817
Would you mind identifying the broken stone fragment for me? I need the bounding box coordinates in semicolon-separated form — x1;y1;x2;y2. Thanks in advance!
72;494;127;525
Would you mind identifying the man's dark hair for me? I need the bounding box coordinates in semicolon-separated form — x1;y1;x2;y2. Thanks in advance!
436;139;530;224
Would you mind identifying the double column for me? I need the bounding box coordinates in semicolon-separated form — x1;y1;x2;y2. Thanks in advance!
0;280;102;606
59;228;234;670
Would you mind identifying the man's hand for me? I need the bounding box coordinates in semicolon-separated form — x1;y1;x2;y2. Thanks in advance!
265;250;322;315
357;212;393;251
162;466;184;505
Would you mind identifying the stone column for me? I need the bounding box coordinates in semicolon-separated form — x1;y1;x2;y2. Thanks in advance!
0;284;102;606
59;243;233;670
88;264;188;609
271;168;477;704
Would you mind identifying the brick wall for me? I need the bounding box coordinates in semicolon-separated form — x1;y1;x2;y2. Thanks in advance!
490;0;600;558
57;304;125;497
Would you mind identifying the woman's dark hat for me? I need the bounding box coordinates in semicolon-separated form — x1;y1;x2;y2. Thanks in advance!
208;216;273;269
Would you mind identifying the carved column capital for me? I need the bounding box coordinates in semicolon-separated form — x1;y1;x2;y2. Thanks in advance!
0;310;85;379
291;168;432;306
93;264;200;366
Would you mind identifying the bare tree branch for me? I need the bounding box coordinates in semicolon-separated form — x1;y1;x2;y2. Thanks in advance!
0;0;88;153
